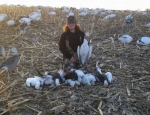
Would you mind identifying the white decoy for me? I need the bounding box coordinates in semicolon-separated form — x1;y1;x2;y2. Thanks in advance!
6;20;15;26
66;12;74;17
103;14;116;20
0;14;7;22
19;17;31;25
125;14;133;20
118;34;133;46
136;37;150;45
145;23;150;28
0;47;19;71
77;32;92;66
0;46;6;57
28;9;41;21
29;12;41;21
48;12;56;15
78;11;87;16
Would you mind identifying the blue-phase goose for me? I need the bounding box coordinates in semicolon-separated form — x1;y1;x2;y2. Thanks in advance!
0;47;19;74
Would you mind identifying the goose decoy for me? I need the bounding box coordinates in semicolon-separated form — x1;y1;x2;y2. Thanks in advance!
145;23;150;28
125;19;132;24
137;37;150;45
125;14;133;24
118;34;133;46
81;74;96;86
0;47;19;71
6;19;15;26
77;32;92;66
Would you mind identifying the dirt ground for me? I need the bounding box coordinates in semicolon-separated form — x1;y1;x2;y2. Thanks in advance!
0;5;150;115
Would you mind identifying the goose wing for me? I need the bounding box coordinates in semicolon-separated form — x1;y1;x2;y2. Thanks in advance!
77;46;81;63
0;55;19;70
79;41;89;65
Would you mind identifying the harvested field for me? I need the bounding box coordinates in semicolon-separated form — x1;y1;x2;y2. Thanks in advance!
0;5;150;115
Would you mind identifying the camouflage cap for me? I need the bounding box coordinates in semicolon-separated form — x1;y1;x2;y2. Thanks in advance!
67;16;76;24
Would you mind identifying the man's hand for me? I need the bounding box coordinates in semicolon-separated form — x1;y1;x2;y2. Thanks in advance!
84;36;89;40
70;56;77;63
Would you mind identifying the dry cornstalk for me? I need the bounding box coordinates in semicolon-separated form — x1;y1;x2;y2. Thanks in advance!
8;99;30;110
126;86;131;96
0;80;18;94
25;105;42;115
97;101;103;115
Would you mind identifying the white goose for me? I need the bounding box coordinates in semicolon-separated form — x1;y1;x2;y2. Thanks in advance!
77;32;92;66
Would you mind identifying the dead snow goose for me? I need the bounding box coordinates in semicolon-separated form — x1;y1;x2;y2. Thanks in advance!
26;76;45;90
64;70;79;87
0;14;7;22
77;32;92;66
92;61;109;87
81;74;96;86
70;69;84;82
45;71;64;86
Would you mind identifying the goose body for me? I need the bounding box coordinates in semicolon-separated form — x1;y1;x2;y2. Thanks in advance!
125;14;133;24
92;61;108;86
6;20;15;26
136;37;150;45
45;71;63;86
81;74;96;86
48;12;56;15
145;23;150;28
77;38;92;66
19;17;31;25
0;47;19;70
70;69;84;82
29;10;41;21
0;14;7;22
118;34;133;44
